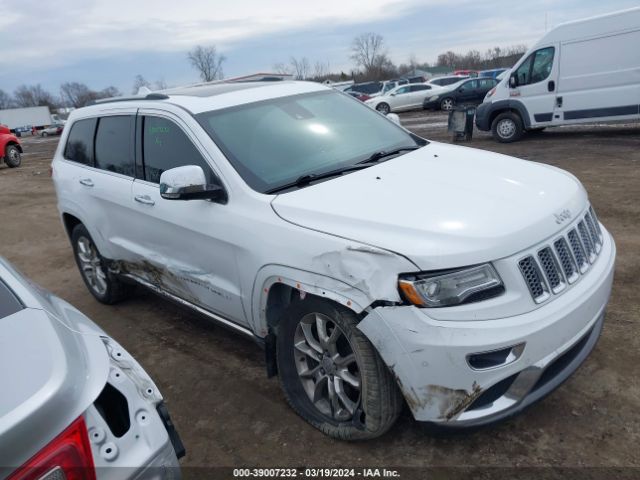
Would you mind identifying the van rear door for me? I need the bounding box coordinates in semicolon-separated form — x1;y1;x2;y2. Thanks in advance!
509;45;559;127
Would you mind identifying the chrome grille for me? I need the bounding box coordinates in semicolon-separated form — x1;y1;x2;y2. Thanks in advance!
553;238;579;283
568;229;588;272
577;220;596;262
519;206;604;303
518;256;548;301
538;247;564;292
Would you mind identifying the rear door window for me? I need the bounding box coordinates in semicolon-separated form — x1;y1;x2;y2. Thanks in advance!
63;118;97;166
141;116;215;184
95;116;135;176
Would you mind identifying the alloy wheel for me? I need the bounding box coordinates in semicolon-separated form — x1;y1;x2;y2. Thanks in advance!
293;312;362;422
441;98;454;111
76;236;108;295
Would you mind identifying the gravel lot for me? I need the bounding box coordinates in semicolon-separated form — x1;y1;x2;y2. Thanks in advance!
1;112;639;474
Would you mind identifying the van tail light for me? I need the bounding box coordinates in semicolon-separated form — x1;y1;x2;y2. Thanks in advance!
8;416;96;480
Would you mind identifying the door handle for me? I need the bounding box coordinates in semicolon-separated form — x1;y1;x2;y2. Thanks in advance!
134;194;155;206
548;80;555;92
79;178;94;187
556;96;563;108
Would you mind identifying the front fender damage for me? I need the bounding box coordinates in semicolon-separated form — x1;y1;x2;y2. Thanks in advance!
358;306;483;422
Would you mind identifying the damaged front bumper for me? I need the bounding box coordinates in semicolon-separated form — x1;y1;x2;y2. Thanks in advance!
358;231;615;427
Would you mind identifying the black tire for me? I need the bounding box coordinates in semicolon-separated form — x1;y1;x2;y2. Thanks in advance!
276;296;402;440
440;97;454;111
376;103;390;115
4;145;21;168
491;111;524;143
71;224;130;304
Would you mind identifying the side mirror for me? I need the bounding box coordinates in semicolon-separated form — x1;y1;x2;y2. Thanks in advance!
509;74;518;88
387;113;401;126
390;93;396;97
159;165;226;202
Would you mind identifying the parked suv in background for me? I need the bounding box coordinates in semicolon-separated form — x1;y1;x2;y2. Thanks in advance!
423;77;498;110
53;81;615;440
0;258;184;479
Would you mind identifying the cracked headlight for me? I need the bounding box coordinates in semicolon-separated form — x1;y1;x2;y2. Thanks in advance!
398;264;503;307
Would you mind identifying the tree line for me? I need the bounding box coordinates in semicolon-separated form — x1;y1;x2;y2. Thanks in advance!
0;34;527;111
269;33;527;82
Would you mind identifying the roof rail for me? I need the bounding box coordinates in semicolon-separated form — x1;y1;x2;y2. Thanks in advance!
91;93;170;106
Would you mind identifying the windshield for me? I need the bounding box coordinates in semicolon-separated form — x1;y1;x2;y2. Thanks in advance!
197;90;423;193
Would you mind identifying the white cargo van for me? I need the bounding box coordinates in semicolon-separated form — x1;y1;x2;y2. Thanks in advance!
476;7;640;142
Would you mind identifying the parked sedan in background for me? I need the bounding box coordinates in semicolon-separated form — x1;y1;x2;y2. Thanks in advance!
40;124;64;136
423;77;498;111
427;75;468;87
343;81;383;97
0;257;184;479
365;83;442;114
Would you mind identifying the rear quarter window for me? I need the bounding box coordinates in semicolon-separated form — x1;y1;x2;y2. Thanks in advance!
63;118;97;166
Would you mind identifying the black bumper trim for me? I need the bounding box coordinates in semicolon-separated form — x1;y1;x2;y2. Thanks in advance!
157;402;186;459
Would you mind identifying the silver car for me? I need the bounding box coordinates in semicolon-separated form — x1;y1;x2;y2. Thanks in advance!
0;258;183;479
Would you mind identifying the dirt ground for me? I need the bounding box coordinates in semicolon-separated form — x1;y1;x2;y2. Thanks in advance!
1;113;639;472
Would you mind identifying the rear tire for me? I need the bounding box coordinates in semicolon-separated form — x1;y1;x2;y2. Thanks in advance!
4;145;21;168
491;112;524;143
71;224;130;304
276;296;402;440
376;103;391;115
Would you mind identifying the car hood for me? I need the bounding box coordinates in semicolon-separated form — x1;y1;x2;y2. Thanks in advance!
0;260;109;469
272;142;588;270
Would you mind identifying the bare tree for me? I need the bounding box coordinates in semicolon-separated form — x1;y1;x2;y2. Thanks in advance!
98;86;121;99
312;61;331;80
60;82;94;108
13;84;57;109
272;62;291;75
132;74;151;94
187;45;226;82
154;78;168;90
60;82;120;108
0;89;13;109
290;56;311;80
350;33;385;72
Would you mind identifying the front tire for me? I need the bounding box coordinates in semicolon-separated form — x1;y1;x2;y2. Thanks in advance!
4;145;21;168
376;103;391;115
440;97;454;111
491;112;524;143
276;296;402;440
71;224;130;304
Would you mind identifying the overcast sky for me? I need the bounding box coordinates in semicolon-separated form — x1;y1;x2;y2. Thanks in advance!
0;0;637;95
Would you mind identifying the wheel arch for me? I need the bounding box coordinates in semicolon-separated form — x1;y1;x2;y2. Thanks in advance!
5;141;23;154
487;100;531;129
252;265;373;338
62;212;84;239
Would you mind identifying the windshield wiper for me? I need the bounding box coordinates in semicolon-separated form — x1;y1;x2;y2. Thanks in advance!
266;164;370;194
360;146;421;164
265;146;422;194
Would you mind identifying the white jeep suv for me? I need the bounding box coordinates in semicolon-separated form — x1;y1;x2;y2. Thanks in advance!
52;81;616;440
